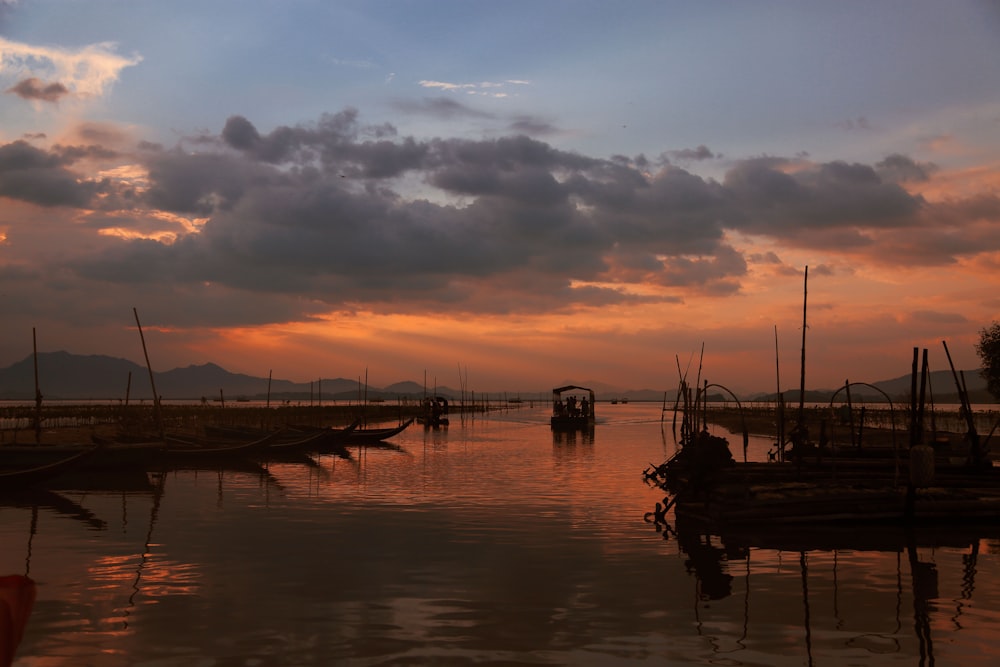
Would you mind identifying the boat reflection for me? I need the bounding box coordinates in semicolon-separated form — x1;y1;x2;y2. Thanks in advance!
552;426;594;448
2;488;107;534
651;513;995;665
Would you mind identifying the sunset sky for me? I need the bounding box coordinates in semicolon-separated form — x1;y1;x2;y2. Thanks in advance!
1;0;999;395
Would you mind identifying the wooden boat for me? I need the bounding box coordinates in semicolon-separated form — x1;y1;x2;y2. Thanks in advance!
158;428;290;464
645;429;1000;529
283;420;361;451
550;385;595;431
1;445;103;489
417;396;450;428
3;440;163;472
345;418;415;444
202;424;267;440
258;429;342;461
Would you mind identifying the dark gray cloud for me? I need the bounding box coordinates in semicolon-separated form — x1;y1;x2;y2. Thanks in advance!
390;96;495;120
875;153;936;183
666;145;717;161
0;140;98;206
507;116;559;136
3;109;996;330
5;77;70;103
723;157;924;235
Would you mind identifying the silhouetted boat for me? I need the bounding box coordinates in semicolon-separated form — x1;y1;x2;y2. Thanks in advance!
283;419;362;451
645;428;1000;529
159;428;290;464
417;396;450;428
3;440;160;472
346;418;415;444
1;445;103;489
550;385;596;431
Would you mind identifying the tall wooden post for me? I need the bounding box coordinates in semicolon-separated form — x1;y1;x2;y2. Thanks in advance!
133;308;163;438
266;370;272;409
942;339;981;465
32;328;42;444
797;266;808;427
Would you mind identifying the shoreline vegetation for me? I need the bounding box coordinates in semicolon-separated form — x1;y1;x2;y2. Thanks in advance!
699;404;998;442
0;399;514;445
1;400;996;450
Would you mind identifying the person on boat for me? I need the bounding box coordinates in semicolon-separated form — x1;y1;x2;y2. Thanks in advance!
566;396;578;417
580;396;590;417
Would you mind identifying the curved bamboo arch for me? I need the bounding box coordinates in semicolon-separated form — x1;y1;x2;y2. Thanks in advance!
828;381;899;455
704;383;750;462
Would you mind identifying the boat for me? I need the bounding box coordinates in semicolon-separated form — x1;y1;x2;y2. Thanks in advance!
158;428;291;464
418;396;450;428
345;418;415;444
283;420;362;451
550;385;595;431
644;425;1000;530
1;445;103;489
259;429;346;461
4;440;162;472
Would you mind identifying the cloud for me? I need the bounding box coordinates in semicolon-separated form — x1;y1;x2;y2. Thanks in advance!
665;145;718;162
836;116;873;131
392;98;560;137
390;96;495;120
417;79;528;98
908;310;970;325
722;158;924;237
875;153;936;183
0;36;141;99
0;139;101;206
1;109;997;332
507;116;559;136
5;77;69;103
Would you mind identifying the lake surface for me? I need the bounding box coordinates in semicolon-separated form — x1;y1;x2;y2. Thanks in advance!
3;403;999;666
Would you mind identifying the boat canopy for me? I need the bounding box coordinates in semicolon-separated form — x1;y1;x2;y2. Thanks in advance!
551;385;594;397
551;385;596;422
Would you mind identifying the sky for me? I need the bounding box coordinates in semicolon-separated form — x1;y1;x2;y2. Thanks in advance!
1;0;999;396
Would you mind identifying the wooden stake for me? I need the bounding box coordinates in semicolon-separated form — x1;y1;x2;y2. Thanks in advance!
266;369;272;409
774;325;784;457
133;308;163;438
797;266;808;427
32;327;41;444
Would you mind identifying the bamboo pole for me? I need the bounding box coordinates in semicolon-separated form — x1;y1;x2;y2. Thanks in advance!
32;328;41;443
797;266;808;427
910;347;919;449
845;379;856;450
942;340;978;437
133;308;163;438
774;325;784;456
917;348;929;447
123;370;132;432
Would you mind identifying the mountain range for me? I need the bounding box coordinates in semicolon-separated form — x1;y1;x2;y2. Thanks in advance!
0;351;992;404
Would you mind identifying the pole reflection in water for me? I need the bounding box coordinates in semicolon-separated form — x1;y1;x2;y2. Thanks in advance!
662;513;999;665
2;403;1000;666
907;534;938;666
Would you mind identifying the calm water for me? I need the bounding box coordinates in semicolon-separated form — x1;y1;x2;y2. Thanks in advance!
3;403;999;666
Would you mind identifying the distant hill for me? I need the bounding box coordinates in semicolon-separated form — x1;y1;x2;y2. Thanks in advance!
0;351;452;401
747;369;992;405
0;351;992;403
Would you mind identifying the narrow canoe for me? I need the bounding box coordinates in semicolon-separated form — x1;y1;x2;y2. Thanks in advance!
1;445;103;489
